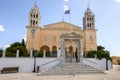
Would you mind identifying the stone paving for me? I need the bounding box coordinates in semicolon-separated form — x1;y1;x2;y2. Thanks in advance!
0;65;120;80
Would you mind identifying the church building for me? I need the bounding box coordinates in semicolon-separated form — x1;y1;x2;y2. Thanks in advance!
26;3;97;62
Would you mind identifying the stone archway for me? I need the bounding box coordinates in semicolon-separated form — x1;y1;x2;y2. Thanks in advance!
60;32;83;63
52;46;57;57
40;45;50;52
52;46;57;52
69;46;73;58
65;43;77;62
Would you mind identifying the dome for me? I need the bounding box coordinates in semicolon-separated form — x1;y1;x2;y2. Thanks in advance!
86;7;92;13
85;7;92;14
30;3;40;13
84;7;93;15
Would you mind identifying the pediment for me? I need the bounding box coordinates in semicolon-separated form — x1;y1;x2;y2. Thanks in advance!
43;21;82;30
60;32;82;39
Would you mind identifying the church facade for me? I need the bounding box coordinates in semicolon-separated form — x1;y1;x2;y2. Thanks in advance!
26;3;97;62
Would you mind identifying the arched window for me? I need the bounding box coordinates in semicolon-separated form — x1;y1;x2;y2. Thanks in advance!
87;23;89;27
90;18;92;21
36;21;38;24
90;23;91;27
92;23;94;27
33;20;35;26
87;18;89;21
53;36;56;42
92;17;94;21
36;14;38;18
52;46;57;52
43;35;47;42
34;15;35;18
89;35;93;41
31;20;32;26
31;14;32;17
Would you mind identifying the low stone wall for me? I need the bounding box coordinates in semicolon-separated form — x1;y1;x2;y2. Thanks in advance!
0;57;112;73
0;58;59;73
83;58;112;70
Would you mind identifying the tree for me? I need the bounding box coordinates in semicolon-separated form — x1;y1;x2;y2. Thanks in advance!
6;42;29;57
0;48;3;57
86;46;111;60
86;51;97;58
21;39;26;47
97;46;105;51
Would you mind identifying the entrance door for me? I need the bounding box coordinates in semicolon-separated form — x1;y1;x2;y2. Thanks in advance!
65;46;73;62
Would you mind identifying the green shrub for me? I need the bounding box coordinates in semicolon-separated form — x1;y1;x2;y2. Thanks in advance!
36;51;43;57
6;52;16;57
86;51;97;58
5;42;28;57
46;52;52;57
0;53;2;57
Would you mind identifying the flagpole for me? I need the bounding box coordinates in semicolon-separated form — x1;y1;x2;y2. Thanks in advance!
69;1;72;33
64;0;72;32
69;6;72;33
62;0;65;22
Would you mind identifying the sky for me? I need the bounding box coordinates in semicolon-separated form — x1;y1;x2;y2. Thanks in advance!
0;0;120;56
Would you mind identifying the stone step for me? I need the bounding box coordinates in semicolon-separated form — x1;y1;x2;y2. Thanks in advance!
46;69;102;72
39;71;104;76
38;63;104;76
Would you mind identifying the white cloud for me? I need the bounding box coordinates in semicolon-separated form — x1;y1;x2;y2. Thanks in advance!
114;0;120;2
23;35;26;42
4;44;10;49
0;25;5;32
64;0;69;2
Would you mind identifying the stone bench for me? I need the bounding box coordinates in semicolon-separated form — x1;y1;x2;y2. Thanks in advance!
1;67;19;73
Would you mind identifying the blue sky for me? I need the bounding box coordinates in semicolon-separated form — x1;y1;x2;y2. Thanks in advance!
0;0;120;56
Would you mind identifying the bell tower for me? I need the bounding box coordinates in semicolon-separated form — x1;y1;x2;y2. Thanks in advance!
83;6;95;30
29;2;41;27
83;6;97;52
26;2;41;51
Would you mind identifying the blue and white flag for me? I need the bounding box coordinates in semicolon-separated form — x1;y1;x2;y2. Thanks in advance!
64;5;70;14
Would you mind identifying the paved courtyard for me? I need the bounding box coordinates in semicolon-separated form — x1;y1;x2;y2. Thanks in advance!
0;65;120;80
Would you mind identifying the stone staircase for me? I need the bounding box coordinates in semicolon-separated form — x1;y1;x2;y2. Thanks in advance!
39;62;104;76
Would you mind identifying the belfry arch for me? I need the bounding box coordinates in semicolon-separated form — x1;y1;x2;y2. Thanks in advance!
60;32;83;63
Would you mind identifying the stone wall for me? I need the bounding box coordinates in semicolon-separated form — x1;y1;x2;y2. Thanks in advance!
83;58;112;70
0;58;60;73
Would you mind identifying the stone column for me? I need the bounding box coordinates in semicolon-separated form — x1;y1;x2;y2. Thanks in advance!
30;49;33;57
80;41;83;63
95;54;97;59
16;50;19;58
43;50;46;58
72;47;76;62
60;39;65;63
50;48;52;56
2;50;6;58
77;41;80;62
57;48;61;58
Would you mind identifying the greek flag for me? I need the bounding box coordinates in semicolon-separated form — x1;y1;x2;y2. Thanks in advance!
64;5;70;14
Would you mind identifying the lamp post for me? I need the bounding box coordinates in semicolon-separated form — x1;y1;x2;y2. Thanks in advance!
105;51;109;70
106;54;108;70
31;29;36;72
33;49;36;72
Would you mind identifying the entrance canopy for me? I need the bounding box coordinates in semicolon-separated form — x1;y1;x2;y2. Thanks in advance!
60;32;83;63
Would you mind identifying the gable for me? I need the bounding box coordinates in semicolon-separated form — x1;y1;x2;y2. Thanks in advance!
60;32;83;39
43;21;82;30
